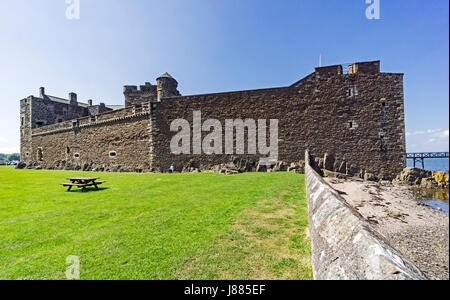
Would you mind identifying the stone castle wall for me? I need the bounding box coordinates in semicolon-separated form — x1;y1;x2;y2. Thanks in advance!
150;68;406;179
30;105;152;172
20;61;407;179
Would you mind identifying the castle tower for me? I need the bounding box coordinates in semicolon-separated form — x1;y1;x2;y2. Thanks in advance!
156;72;181;101
123;82;158;107
20;96;33;163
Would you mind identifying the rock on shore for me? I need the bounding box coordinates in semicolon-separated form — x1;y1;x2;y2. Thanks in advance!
394;167;449;188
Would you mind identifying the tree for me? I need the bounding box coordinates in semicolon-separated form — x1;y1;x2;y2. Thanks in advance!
0;153;20;162
7;153;20;161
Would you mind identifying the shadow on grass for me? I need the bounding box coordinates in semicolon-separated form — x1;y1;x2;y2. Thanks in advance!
64;187;109;193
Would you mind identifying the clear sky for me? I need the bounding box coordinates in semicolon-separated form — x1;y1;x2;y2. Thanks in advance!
0;0;448;153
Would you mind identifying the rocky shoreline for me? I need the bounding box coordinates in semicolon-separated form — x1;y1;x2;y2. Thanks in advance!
393;167;449;189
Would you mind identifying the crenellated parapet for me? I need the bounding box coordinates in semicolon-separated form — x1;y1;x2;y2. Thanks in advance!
124;73;181;106
124;82;158;107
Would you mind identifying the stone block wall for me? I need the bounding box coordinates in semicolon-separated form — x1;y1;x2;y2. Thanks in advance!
30;96;89;128
30;107;152;172
305;151;427;280
20;97;32;163
150;67;406;179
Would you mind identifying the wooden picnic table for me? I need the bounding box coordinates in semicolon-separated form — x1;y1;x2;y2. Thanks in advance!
61;177;106;192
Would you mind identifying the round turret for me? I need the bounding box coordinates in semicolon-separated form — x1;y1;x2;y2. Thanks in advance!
156;72;180;101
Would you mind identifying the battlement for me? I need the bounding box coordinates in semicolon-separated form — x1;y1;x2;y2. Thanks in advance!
315;60;381;77
347;60;380;74
124;73;181;106
123;82;157;94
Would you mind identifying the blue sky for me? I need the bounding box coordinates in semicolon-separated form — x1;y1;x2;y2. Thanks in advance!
0;0;448;153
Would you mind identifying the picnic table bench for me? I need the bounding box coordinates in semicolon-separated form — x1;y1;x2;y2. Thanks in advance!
61;177;106;192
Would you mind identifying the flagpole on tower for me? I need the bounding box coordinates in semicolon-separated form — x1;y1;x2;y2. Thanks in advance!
319;54;322;67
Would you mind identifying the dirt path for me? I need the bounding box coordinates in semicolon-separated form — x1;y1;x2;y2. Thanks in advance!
325;178;449;280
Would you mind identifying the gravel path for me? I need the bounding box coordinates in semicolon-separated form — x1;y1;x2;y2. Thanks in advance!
325;178;449;280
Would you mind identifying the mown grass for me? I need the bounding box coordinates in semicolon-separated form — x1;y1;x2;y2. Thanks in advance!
0;166;311;280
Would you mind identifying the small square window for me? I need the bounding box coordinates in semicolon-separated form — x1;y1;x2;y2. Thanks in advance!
348;120;357;130
347;87;358;97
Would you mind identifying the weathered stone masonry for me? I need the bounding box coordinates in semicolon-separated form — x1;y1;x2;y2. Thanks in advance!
20;61;407;179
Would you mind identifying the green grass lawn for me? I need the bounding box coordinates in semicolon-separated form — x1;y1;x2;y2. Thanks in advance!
0;166;311;280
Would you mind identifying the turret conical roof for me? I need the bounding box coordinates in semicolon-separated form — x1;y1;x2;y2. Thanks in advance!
157;72;174;79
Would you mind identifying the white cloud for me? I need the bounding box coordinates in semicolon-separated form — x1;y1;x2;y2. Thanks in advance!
0;136;20;154
406;128;449;152
435;129;449;138
406;128;442;137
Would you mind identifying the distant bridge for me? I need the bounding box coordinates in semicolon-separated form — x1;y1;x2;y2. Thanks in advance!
406;152;449;169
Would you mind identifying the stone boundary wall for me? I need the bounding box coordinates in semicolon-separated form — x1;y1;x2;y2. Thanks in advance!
305;151;427;280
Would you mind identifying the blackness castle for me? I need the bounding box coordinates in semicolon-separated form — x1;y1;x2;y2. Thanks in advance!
19;61;407;179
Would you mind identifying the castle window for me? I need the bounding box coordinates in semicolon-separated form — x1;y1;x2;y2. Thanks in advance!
109;151;117;158
36;121;44;127
90;116;96;122
348;120;358;130
73;153;80;159
66;147;70;154
347;87;358;97
72;121;78;128
37;148;43;161
21;117;24;126
25;152;30;157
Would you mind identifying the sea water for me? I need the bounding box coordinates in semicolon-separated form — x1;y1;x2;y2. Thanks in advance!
407;158;449;171
406;158;449;214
